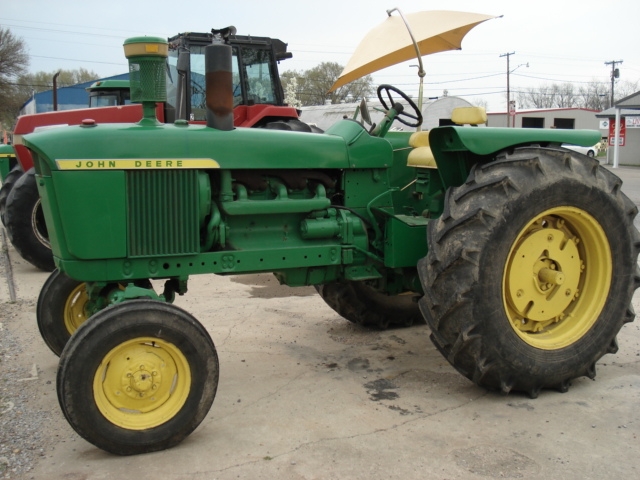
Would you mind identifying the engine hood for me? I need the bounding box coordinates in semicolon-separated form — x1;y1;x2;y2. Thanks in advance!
23;121;358;172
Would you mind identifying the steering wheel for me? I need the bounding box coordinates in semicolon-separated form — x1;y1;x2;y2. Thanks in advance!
377;84;423;128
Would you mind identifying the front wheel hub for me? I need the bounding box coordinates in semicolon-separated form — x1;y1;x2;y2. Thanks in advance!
94;337;191;430
123;363;160;399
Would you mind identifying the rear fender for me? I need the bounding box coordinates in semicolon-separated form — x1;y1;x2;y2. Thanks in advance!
429;126;601;188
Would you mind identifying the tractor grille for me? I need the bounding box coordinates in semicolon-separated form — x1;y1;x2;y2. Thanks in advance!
127;170;200;257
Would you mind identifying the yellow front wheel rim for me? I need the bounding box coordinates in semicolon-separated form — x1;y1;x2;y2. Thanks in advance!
63;283;89;335
503;207;612;350
93;337;191;430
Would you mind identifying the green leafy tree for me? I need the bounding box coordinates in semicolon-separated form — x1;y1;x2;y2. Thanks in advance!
18;68;99;92
283;62;374;106
11;68;101;119
0;28;29;128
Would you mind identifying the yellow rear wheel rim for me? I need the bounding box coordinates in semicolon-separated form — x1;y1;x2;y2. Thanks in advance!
503;207;612;350
63;283;89;335
93;337;191;430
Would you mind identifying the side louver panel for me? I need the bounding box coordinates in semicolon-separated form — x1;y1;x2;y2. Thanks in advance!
127;170;200;257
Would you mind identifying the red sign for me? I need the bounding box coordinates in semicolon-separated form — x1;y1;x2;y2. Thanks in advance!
608;119;626;146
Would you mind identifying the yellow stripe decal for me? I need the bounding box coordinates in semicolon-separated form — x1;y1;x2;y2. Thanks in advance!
0;154;14;158
56;159;220;170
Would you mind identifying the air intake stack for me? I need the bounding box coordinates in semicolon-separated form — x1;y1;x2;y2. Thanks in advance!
123;36;168;125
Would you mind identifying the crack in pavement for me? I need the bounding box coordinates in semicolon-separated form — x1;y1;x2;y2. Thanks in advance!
186;389;489;477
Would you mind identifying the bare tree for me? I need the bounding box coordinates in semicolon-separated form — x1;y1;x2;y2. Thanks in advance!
518;79;640;112
615;79;640;101
0;28;29;127
577;81;609;111
517;84;556;109
471;98;489;110
554;83;577;108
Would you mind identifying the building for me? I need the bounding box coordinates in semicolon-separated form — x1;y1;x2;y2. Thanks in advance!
487;108;600;130
596;91;640;167
300;96;476;132
19;73;129;116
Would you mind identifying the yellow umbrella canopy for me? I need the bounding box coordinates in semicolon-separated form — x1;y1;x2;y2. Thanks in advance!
330;10;498;92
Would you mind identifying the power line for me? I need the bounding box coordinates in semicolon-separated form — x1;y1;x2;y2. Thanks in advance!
1;23;127;39
30;54;125;66
512;73;604;84
1;19;166;40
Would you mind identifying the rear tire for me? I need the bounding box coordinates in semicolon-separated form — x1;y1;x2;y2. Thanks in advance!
316;281;423;329
0;167;23;225
5;168;54;271
418;147;640;397
37;270;89;356
57;300;219;455
263;119;323;133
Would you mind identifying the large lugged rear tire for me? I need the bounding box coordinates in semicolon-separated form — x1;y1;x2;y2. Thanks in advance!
418;147;640;398
316;281;423;329
5;168;54;271
57;300;219;455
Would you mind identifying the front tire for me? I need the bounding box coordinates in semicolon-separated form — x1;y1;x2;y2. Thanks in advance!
57;300;219;455
5;168;54;271
418;147;640;397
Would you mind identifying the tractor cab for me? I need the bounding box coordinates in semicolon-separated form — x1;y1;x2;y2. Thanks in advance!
166;28;294;125
86;80;131;108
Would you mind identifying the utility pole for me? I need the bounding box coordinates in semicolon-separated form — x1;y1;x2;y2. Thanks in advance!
605;60;623;108
500;52;515;127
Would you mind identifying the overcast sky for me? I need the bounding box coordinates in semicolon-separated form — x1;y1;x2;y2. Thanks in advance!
2;0;638;111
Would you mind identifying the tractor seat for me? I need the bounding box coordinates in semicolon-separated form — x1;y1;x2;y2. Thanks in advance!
451;106;487;126
407;131;437;169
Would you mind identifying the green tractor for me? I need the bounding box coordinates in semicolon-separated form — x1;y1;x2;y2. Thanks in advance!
24;32;639;456
3;27;308;273
86;79;131;108
0;143;18;223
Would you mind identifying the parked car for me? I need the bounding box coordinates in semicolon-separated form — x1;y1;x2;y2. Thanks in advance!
562;142;599;157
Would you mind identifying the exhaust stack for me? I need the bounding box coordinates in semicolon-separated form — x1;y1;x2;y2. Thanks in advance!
205;29;234;131
123;36;168;125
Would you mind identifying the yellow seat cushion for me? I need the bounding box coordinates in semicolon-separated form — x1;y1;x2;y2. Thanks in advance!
407;146;437;168
409;130;430;148
451;106;487;125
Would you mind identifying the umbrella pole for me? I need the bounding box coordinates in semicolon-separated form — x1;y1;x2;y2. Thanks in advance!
387;7;425;131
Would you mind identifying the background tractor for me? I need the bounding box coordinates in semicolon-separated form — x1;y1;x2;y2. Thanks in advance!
24;32;639;456
2;27;309;271
86;79;131;107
